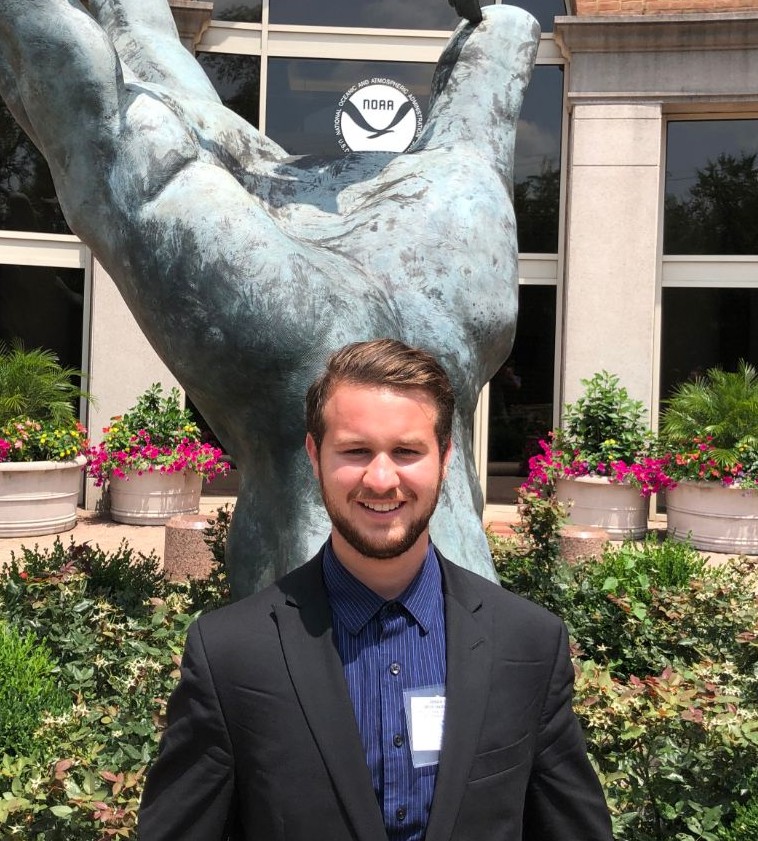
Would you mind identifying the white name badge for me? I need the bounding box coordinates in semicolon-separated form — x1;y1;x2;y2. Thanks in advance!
403;685;446;768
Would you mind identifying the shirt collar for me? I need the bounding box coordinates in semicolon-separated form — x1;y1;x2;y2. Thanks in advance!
323;540;442;635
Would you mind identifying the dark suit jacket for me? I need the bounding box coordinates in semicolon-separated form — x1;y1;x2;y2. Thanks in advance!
138;550;612;841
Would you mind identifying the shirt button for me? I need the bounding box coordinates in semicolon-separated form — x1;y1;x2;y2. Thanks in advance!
396;807;407;822
393;734;404;748
389;662;401;675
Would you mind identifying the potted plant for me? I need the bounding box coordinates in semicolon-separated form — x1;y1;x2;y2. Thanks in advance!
659;360;758;553
0;341;90;537
86;384;228;525
525;371;673;539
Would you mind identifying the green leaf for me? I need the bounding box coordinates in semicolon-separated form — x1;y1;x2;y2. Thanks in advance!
631;602;647;621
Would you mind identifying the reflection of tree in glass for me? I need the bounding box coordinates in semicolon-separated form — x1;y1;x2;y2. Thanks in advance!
513;159;559;253
355;0;458;30
665;152;758;255
268;0;458;29
196;54;260;129
0;102;69;234
214;3;262;23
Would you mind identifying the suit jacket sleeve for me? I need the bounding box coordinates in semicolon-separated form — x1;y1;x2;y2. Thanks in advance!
523;621;613;841
138;619;237;841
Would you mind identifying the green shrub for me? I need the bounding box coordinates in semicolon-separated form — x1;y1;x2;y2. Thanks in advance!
0;339;91;426
0;622;67;757
488;502;758;841
557;370;650;469
594;535;707;598
719;795;758;841
660;360;758;482
576;659;758;841
490;489;568;614
6;539;164;615
0;531;231;838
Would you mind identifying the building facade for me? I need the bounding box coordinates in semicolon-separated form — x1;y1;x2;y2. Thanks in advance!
1;0;757;515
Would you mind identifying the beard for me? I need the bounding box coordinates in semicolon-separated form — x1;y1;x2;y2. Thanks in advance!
319;473;444;561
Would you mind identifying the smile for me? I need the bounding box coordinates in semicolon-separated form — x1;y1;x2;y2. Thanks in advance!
358;501;404;512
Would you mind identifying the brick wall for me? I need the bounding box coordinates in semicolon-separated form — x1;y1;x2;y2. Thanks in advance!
574;0;758;14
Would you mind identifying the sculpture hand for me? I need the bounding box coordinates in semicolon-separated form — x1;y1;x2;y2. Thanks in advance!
0;0;539;595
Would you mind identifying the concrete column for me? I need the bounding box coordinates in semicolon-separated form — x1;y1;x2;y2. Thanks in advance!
84;258;182;508
561;102;663;411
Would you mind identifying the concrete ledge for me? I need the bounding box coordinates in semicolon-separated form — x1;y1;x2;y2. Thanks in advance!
163;514;213;581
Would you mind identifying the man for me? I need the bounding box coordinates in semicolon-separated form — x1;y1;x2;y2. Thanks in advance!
138;339;613;841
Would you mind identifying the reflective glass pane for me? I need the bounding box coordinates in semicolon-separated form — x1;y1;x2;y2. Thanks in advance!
0;102;71;235
665;120;758;256
661;287;758;399
196;53;261;128
266;58;435;156
269;0;565;30
518;0;567;31
270;0;459;30
212;0;262;23
514;65;563;254
0;265;85;372
486;285;555;504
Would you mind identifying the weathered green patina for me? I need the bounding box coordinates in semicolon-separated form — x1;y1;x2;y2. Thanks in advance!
0;1;539;596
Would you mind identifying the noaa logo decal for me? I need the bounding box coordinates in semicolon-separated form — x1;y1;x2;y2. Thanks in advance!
335;78;423;154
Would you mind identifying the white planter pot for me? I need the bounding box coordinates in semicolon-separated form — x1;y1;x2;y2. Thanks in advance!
555;475;648;540
666;481;758;554
0;456;85;538
108;470;202;525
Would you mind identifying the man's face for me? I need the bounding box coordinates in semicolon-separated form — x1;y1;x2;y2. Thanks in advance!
306;383;451;565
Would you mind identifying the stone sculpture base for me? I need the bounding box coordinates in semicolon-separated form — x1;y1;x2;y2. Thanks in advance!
163;513;214;580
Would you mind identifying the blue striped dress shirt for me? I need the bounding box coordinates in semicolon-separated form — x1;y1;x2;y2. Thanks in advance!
323;540;446;841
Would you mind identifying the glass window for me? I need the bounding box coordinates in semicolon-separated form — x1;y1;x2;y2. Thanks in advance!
196;53;261;128
269;0;459;30
520;0;567;32
0;265;85;372
212;0;262;23
665;120;758;256
269;0;565;31
514;65;563;254
487;285;556;504
0;102;71;235
661;287;758;399
266;58;435;157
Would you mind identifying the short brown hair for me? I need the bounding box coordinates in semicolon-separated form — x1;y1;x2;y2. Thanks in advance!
306;339;455;452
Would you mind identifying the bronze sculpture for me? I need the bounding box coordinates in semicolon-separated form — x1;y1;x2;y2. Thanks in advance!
0;0;539;596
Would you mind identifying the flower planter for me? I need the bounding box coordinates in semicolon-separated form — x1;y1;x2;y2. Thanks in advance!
665;481;758;554
108;469;202;526
555;475;648;540
0;456;85;537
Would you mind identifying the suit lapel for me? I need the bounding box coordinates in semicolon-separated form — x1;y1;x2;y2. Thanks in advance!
425;559;492;841
273;556;388;841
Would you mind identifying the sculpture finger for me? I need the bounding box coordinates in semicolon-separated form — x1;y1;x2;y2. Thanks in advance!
89;0;220;103
414;5;540;170
0;50;39;152
0;0;123;218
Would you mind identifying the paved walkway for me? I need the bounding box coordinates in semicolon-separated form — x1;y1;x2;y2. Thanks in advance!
0;508;166;568
0;495;236;570
1;506;753;572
